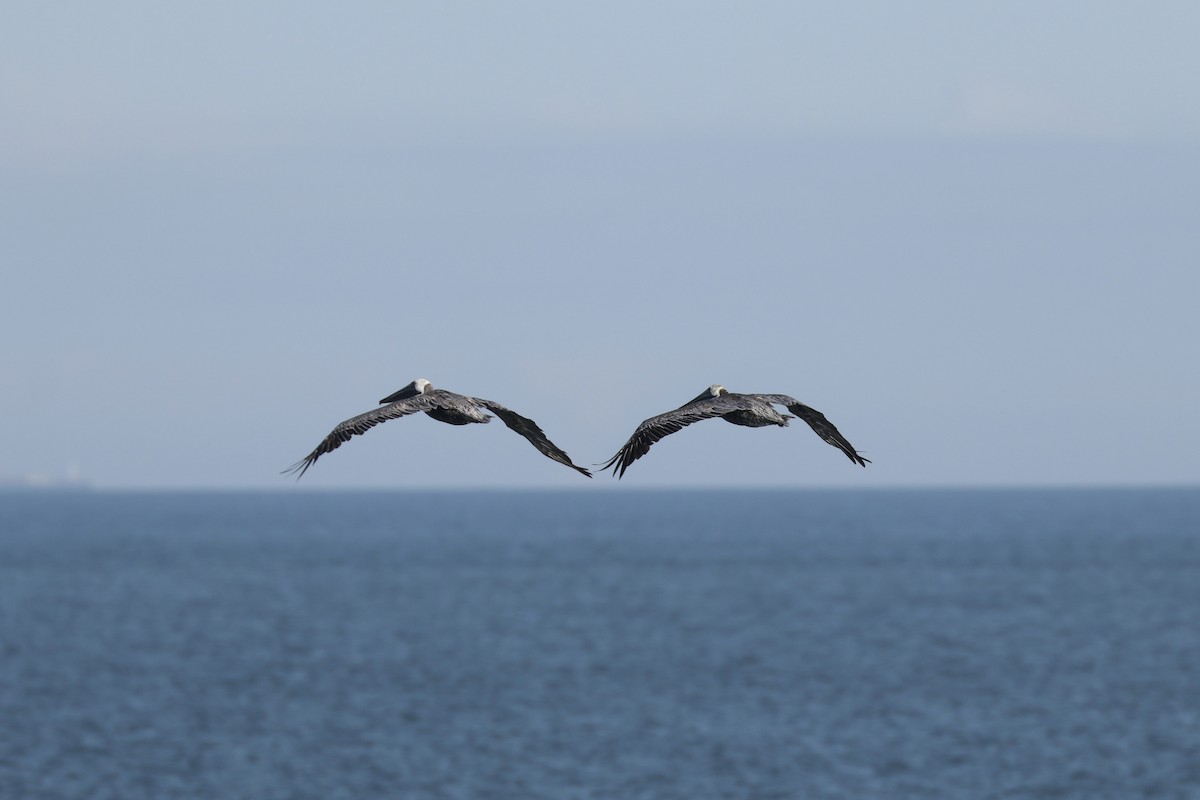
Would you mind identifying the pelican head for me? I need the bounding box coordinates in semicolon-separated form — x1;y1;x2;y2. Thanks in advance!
379;378;433;404
686;384;727;405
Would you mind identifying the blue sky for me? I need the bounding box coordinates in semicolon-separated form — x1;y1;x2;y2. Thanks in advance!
3;2;1198;488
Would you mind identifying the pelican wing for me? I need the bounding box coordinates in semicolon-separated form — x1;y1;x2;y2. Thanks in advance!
282;393;447;479
754;394;870;467
600;395;755;478
474;399;592;477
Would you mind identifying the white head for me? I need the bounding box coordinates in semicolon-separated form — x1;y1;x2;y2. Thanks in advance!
379;377;433;404
686;383;727;405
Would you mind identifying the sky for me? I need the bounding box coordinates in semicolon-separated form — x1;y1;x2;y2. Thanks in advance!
2;2;1198;489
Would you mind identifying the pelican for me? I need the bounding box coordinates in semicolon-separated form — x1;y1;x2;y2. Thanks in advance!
601;384;869;478
284;378;592;479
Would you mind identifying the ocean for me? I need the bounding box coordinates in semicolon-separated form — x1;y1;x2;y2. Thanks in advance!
1;488;1198;799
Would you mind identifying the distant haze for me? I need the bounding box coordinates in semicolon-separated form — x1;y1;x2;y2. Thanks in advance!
3;3;1197;488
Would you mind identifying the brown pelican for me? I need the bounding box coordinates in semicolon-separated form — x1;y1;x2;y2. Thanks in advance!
284;378;592;479
601;384;869;478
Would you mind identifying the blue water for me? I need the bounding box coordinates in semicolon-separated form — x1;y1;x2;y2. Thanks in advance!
2;489;1198;799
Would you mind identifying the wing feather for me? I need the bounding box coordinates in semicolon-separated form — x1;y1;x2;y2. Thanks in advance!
282;394;444;479
474;399;592;477
600;395;753;478
777;400;873;470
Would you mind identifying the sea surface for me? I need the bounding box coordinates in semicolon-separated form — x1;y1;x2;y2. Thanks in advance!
1;488;1198;800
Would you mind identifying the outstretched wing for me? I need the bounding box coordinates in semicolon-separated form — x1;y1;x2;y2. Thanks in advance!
600;394;754;479
282;393;446;479
755;394;870;467
474;398;592;477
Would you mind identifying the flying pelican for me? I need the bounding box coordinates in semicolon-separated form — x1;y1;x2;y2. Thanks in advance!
601;384;870;478
284;378;592;479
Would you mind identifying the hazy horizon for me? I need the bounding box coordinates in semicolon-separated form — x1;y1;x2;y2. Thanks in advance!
4;3;1198;489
